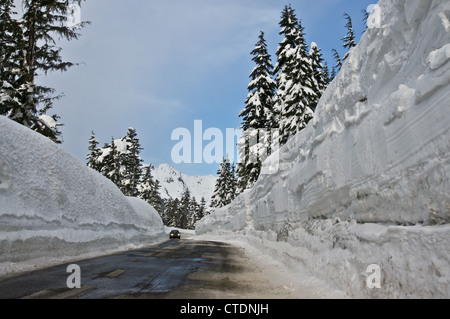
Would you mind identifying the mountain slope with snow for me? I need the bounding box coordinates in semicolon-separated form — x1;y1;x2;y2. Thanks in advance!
153;163;216;205
0;116;165;278
197;0;450;298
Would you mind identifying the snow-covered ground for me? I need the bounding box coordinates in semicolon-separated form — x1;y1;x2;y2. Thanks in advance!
0;116;166;279
197;0;450;298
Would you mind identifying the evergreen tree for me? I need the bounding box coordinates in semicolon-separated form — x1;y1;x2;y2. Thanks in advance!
104;138;121;188
87;130;101;171
239;31;276;131
322;62;331;86
187;197;199;230
211;158;236;208
0;0;23;116
309;42;327;111
342;13;356;61
332;49;343;72
122;127;143;197
178;189;191;229
2;0;89;143
330;65;337;82
164;198;179;228
237;31;276;192
198;197;207;220
140;164;162;213
273;4;300;128
278;20;316;145
229;163;238;200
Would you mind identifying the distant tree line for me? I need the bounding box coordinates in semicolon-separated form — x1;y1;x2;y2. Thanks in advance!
87;128;207;230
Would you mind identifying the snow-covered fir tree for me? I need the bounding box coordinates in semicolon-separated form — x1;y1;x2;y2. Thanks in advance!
212;158;237;208
86;131;102;171
121;128;143;197
104;137;122;188
0;0;23;116
240;31;276;131
1;0;89;143
278;20;316;145
273;4;300;128
163;198;180;228
237;31;276;192
309;42;327;110
342;13;356;61
139;164;162;213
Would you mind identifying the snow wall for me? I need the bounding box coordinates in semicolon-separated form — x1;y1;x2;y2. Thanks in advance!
0;116;165;278
197;0;450;298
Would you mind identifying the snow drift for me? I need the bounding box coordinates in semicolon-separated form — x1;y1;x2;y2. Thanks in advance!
197;0;450;298
0;116;165;278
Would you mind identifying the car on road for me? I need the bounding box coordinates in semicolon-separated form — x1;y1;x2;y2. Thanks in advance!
169;229;181;239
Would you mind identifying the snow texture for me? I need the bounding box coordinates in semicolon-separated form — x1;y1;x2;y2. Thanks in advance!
197;0;450;298
0;117;165;278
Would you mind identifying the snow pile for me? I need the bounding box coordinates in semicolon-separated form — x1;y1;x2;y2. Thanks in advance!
0;116;165;278
153;163;216;205
197;0;450;298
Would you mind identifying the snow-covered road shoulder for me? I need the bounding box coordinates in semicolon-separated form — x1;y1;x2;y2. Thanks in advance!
0;116;166;279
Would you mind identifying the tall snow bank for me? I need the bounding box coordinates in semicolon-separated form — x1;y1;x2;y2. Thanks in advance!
198;0;450;298
0;116;165;278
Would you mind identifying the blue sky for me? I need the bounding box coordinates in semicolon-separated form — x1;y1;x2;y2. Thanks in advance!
40;0;378;176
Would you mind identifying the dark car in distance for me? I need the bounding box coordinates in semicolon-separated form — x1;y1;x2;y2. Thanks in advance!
169;229;181;239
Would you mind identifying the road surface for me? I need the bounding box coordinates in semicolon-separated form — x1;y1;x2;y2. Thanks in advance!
0;237;292;299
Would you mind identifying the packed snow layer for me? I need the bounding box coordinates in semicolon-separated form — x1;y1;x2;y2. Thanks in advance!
198;0;450;298
0;117;165;278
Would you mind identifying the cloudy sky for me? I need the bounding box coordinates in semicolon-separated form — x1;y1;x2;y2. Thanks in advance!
40;0;376;176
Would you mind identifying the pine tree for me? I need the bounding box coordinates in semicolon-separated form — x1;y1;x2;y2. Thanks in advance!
2;0;89;143
239;31;276;131
342;13;356;61
140;164;162;213
104;138;121;188
330;65;337;82
332;49;343;72
0;0;24;116
229;163;237;200
198;197;207;220
187;197;199;230
163;198;179;228
273;5;300;128
309;42;327;111
237;31;276;192
122;127;143;197
178;189;191;229
278;20;316;145
211;158;237;208
87;130;101;171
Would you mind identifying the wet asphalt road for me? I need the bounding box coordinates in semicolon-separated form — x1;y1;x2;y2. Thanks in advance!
0;238;249;299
